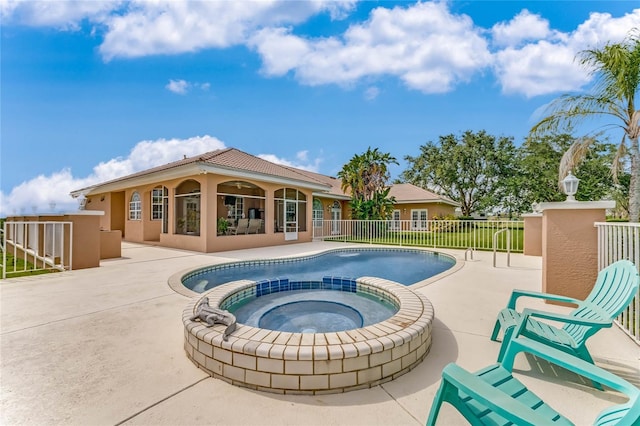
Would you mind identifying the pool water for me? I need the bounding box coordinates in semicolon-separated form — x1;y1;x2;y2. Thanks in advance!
229;289;398;332
183;248;454;292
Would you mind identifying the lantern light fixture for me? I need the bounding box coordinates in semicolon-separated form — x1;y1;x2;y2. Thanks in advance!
562;171;580;202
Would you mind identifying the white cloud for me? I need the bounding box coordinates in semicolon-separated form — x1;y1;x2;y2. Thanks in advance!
166;79;190;95
257;152;322;173
493;8;640;97
3;1;640;99
0;0;122;29
165;79;211;94
494;41;586;97
364;86;380;100
1;0;356;60
98;0;356;61
0;135;226;216
491;10;555;47
250;2;492;93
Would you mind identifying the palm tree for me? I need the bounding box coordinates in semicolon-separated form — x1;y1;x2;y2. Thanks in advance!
338;147;398;219
531;29;640;221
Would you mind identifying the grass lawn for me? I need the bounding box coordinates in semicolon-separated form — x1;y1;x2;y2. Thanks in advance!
0;252;58;278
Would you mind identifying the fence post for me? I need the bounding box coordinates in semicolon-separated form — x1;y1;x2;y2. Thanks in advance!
539;201;614;301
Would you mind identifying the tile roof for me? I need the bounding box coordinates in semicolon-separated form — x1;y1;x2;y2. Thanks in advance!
388;183;458;205
72;148;456;207
73;148;333;195
280;166;350;198
206;149;330;186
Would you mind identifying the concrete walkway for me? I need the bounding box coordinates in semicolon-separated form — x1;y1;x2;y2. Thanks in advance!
1;242;638;425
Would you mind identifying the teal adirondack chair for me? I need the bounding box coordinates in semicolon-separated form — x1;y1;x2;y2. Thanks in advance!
426;336;640;426
490;259;639;366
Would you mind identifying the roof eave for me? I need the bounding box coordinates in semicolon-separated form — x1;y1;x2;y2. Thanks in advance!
395;199;460;207
70;164;203;197
312;192;351;201
198;163;331;192
71;162;333;198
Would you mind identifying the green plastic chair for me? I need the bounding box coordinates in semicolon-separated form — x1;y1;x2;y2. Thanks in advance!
426;336;640;426
490;259;639;366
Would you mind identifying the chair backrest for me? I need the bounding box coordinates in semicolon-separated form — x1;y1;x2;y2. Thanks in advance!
247;219;261;233
595;396;640;426
564;260;639;342
235;218;249;234
501;336;640;426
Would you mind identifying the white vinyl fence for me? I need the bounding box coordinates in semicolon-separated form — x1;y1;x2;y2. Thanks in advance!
1;221;73;279
595;222;640;343
313;219;523;252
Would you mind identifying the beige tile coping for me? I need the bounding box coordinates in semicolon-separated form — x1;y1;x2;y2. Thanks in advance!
182;277;434;394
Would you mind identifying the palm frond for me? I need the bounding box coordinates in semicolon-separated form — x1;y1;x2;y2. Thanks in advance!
612;139;628;183
530;95;625;136
558;137;594;190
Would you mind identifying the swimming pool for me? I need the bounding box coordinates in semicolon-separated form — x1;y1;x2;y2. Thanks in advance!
182;247;455;292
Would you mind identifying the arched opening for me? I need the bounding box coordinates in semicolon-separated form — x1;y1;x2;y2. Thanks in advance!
175;180;201;236
217;181;266;235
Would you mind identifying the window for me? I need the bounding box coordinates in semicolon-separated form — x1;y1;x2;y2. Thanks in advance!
151;187;163;220
411;209;428;230
312;198;324;228
274;188;307;233
391;209;401;230
230;197;244;222
129;191;141;220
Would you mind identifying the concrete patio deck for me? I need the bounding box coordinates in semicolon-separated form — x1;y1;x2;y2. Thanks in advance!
1;241;638;425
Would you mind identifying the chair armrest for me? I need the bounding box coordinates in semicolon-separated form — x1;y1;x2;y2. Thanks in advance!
507;289;582;309
441;363;555;426
519;308;612;328
501;336;640;398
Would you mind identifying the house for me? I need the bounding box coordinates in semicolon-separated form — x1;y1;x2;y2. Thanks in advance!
70;148;458;253
388;183;459;230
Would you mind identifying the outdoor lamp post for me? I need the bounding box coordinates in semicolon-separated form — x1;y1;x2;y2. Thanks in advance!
562;171;580;202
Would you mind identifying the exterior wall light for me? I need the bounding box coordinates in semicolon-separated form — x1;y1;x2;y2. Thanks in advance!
562;171;579;202
77;194;87;210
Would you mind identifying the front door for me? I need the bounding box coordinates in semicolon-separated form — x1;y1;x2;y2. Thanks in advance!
331;201;341;234
411;209;428;231
285;199;298;241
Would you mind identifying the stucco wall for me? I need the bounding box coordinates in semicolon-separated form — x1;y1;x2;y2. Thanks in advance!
522;214;542;256
85;194;111;230
395;202;456;220
541;205;608;301
6;213;103;270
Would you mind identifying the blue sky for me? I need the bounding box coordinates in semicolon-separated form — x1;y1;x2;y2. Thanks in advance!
1;1;639;216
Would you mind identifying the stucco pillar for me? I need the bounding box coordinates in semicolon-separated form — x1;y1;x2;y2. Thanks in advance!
522;213;542;256
539;201;614;301
64;211;104;269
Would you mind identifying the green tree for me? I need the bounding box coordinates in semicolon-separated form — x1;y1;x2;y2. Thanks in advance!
516;134;615;209
531;30;640;220
611;172;631;218
338;147;398;219
402;130;517;216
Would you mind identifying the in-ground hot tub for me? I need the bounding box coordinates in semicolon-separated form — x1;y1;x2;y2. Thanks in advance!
183;276;434;394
